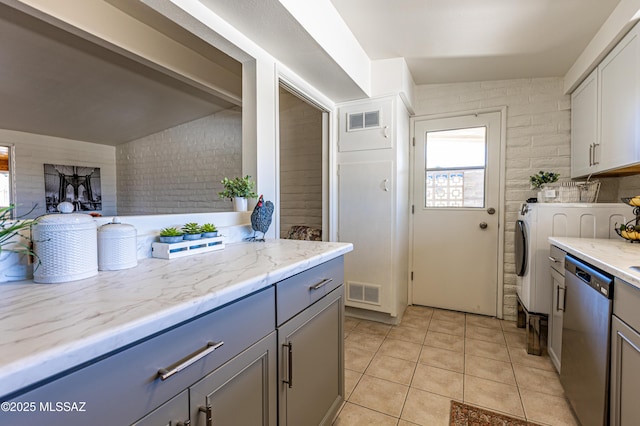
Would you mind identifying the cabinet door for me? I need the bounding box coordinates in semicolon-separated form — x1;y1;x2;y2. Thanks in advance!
571;69;598;178
190;332;277;426
338;161;393;312
598;23;640;172
279;286;344;426
548;268;564;373
131;390;188;426
610;316;640;426
338;98;393;151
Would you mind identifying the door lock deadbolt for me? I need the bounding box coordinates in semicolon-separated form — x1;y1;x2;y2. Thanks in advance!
487;207;496;215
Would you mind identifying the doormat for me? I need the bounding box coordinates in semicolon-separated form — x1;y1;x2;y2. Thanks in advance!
450;400;542;426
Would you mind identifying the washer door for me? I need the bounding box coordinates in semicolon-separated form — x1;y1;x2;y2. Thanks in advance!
515;219;527;277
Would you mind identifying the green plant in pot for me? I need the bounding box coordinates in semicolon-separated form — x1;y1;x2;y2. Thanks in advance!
159;227;184;244
0;205;38;264
218;175;257;211
529;171;559;190
182;222;202;240
201;223;218;238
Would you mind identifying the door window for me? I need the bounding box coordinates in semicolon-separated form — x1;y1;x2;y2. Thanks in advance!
424;126;486;208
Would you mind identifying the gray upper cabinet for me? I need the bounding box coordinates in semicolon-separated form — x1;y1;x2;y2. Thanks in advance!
571;22;640;178
570;70;598;178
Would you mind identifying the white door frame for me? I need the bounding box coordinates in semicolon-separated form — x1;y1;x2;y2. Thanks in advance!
408;106;507;319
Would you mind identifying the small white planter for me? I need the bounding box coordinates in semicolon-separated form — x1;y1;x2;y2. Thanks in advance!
233;197;248;212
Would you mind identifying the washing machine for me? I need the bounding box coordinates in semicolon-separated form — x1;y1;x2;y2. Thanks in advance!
514;202;630;354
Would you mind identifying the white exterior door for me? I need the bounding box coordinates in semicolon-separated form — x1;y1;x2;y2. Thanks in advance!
411;112;502;316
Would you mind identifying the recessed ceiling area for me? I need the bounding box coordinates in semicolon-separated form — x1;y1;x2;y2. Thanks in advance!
0;3;242;146
330;0;622;84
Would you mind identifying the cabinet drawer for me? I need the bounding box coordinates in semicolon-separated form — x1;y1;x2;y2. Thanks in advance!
549;245;566;275
2;287;275;426
614;278;640;332
276;257;344;326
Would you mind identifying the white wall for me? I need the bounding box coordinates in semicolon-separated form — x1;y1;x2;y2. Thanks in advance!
414;78;571;320
0;129;116;218
279;88;323;238
116;109;242;215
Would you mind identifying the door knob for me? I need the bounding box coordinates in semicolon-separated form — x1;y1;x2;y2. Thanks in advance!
487;207;496;215
479;222;488;229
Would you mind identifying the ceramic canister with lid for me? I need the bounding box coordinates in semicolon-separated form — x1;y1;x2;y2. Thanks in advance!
97;217;137;271
32;209;98;283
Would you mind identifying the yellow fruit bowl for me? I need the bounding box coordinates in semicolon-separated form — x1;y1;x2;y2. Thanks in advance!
622;196;640;207
616;222;640;243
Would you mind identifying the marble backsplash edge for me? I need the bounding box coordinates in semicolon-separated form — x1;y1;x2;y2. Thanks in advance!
0;211;253;283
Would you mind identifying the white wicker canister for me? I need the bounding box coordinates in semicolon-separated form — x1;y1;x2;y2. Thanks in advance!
97;217;137;271
33;212;98;283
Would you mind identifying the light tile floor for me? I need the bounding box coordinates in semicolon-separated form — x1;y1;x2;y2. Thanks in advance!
333;306;579;426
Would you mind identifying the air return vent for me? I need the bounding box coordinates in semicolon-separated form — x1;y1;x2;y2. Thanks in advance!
347;110;380;131
347;281;381;305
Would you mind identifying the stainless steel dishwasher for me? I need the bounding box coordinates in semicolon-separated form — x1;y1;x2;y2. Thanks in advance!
561;254;614;426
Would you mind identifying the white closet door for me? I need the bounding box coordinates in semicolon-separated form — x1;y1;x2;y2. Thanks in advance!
338;161;393;311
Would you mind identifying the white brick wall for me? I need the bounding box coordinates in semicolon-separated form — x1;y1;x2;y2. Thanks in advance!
279;89;323;238
0;129;117;218
414;78;571;320
116;109;242;215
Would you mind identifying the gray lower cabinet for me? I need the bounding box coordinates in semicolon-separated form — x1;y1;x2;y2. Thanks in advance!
1;287;275;426
132;390;189;426
190;332;277;426
277;286;344;426
1;257;346;426
610;277;640;426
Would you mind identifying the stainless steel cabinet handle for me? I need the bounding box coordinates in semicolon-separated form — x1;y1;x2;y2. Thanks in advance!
589;143;593;167
548;256;558;263
383;179;390;192
383;125;389;138
558;286;565;312
157;341;224;380
283;342;293;388
309;278;333;291
593;143;600;165
199;405;212;426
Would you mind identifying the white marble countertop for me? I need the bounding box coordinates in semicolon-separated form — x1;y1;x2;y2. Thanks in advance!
548;237;640;287
0;239;353;398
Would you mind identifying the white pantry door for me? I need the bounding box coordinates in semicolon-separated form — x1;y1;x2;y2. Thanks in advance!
411;112;501;316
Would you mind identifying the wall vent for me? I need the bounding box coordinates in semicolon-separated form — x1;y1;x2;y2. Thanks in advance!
347;110;380;132
347;281;381;305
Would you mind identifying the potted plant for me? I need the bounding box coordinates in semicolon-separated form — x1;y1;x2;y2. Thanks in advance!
218;175;258;211
201;223;218;238
530;170;560;202
529;170;559;190
0;205;38;262
182;222;202;240
159;227;184;244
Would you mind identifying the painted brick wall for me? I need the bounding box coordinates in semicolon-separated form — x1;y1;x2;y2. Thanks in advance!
116;109;242;215
0;129;117;218
279;89;323;238
413;78;571;320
